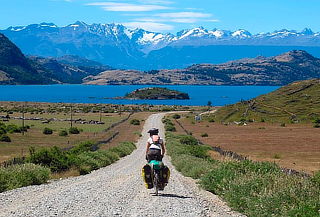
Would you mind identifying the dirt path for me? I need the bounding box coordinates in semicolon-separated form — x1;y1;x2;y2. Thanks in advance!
0;113;242;217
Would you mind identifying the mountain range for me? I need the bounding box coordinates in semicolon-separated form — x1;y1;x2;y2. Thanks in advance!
1;30;320;86
1;22;320;70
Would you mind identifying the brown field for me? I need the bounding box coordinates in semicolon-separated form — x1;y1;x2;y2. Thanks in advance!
175;115;320;174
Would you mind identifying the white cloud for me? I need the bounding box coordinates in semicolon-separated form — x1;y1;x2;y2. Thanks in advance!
122;22;174;31
134;17;198;24
156;12;212;18
132;11;216;24
206;19;220;22
138;0;174;4
87;2;170;12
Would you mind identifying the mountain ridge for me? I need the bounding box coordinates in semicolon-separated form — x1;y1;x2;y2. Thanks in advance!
2;21;320;70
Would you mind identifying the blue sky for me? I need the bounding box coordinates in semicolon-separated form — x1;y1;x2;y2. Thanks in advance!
1;0;319;33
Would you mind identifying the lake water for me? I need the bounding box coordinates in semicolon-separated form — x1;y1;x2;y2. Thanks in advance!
0;85;279;106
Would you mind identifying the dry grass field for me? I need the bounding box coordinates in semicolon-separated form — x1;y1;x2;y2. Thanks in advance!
175;114;320;174
0;101;152;163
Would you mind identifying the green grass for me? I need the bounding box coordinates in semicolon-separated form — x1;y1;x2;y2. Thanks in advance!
0;163;50;192
71;141;136;175
0;141;136;192
212;79;320;123
166;132;320;217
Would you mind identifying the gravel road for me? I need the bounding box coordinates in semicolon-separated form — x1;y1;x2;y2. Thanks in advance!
0;113;243;217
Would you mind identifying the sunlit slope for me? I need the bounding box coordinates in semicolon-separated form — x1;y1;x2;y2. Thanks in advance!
213;79;320;123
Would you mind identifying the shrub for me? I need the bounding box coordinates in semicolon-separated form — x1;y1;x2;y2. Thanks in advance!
28;146;70;172
69;127;80;134
6;124;22;133
70;141;98;154
208;118;215;123
59;130;68;137
130;119;140;125
0;134;11;142
273;154;281;159
201;133;208;137
165;124;176;132
313;123;320;128
311;171;320;187
280;123;286;127
0;163;50;193
312;118;320;124
72;142;135;174
43;127;53;135
172;114;181;119
109;142;136;157
0;126;7;135
179;135;198;146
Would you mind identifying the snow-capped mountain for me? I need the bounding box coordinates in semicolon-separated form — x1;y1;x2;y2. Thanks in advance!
1;21;320;70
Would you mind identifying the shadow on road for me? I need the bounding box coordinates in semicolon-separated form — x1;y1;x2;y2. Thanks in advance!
152;193;192;199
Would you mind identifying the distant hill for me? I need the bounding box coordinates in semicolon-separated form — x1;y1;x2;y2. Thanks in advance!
29;56;112;84
55;55;105;67
0;33;53;84
0;33;111;84
212;79;320;123
2;22;320;69
84;50;320;86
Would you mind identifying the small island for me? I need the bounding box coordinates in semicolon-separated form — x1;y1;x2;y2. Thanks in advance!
123;87;190;100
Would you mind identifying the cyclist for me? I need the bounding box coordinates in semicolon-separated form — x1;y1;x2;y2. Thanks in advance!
145;128;166;162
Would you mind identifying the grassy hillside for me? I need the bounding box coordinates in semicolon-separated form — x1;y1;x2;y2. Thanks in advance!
213;79;320;123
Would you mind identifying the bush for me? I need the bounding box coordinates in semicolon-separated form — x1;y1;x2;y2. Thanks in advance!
165;124;176;132
0;163;50;193
208;118;215;123
59;130;68;137
311;171;320;187
70;141;98;154
6;124;22;133
313;123;320;128
130;119;140;125
0;134;11;142
201;133;208;137
312;118;320;124
172;114;181;119
0;126;7;135
280;123;286;127
72;142;135;174
28;146;70;172
179;135;198;146
109;142;136;157
43;127;53;135
69;127;80;134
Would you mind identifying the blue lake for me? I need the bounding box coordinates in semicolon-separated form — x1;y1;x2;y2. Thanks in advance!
0;85;280;106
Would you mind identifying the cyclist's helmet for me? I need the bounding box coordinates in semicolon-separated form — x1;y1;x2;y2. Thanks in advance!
148;128;159;135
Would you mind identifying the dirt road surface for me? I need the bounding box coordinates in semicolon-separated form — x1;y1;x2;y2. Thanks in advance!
0;113;243;217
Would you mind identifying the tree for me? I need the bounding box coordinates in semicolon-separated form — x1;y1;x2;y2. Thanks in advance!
207;101;212;107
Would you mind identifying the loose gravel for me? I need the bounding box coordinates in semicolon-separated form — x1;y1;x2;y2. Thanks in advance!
0;113;244;217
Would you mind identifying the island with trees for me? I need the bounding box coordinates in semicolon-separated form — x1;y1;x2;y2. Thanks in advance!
123;87;190;100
